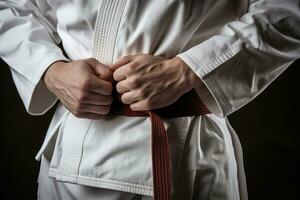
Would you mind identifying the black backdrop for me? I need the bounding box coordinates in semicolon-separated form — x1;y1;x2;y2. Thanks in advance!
0;58;299;200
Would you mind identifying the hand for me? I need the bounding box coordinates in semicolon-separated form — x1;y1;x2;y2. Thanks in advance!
110;54;199;111
43;58;114;119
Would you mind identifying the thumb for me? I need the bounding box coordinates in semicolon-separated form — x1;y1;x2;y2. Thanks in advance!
110;55;133;71
84;58;114;82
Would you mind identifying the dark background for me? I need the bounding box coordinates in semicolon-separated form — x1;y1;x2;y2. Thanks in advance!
0;58;299;200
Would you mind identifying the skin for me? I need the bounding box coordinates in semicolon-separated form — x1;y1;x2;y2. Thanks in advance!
43;58;114;119
44;55;201;119
110;54;200;111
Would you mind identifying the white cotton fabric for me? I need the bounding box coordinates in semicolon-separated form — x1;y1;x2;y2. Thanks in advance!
38;155;150;200
1;0;299;199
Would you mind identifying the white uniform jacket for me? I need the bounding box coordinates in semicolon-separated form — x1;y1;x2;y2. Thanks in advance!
1;0;299;199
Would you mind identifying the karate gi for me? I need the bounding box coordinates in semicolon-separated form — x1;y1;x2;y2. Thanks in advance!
0;0;299;199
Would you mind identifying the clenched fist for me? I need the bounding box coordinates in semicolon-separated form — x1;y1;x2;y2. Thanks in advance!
110;54;200;111
43;58;114;119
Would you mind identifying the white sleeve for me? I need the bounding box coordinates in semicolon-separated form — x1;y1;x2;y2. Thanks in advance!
0;0;69;115
177;0;300;117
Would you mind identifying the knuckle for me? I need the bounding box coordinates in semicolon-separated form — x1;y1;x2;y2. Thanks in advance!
104;69;114;79
106;96;113;105
81;79;93;90
129;104;137;111
120;94;127;104
113;71;119;81
101;96;113;105
138;89;147;98
127;63;136;73
74;102;83;111
116;83;122;93
129;77;140;88
78;93;88;103
101;106;110;114
135;89;142;97
106;83;113;94
123;55;131;62
89;57;97;62
86;57;97;66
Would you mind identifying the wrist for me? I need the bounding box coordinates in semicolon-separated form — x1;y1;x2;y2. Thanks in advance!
43;60;68;90
172;56;200;91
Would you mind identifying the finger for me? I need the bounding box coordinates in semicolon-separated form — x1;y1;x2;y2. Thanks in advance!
130;100;147;111
86;77;113;95
130;98;157;111
110;55;134;71
79;92;113;105
121;90;141;104
79;104;111;115
116;79;131;94
112;63;133;81
84;58;113;81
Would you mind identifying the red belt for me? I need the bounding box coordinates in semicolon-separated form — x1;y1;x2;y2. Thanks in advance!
109;89;211;200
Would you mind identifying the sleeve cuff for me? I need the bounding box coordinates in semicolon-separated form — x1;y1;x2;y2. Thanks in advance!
177;54;226;117
11;53;69;115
